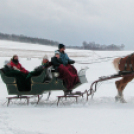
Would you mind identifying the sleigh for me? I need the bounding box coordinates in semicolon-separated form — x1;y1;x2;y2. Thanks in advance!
0;66;88;106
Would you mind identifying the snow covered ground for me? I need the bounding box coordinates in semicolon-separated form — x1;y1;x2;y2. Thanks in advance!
0;40;134;134
0;40;92;58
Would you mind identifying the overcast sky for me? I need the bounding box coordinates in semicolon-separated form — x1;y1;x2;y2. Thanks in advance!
0;0;134;49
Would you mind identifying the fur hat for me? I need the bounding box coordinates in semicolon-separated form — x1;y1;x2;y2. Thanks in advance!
55;51;60;55
43;55;48;60
58;44;65;49
4;60;10;65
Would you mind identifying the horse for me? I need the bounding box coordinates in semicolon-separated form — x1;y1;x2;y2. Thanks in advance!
113;53;134;103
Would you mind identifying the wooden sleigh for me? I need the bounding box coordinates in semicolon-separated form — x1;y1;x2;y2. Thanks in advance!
0;66;88;106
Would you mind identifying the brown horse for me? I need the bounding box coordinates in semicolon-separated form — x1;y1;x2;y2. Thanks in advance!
113;54;134;103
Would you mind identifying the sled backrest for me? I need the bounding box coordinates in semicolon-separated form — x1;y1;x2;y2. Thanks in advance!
0;69;16;84
78;68;88;83
46;66;53;79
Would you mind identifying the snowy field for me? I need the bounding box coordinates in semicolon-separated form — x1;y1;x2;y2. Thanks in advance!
0;41;134;134
0;40;92;58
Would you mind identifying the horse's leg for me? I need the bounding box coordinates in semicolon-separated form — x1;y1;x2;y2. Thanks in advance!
115;82;127;103
115;76;134;103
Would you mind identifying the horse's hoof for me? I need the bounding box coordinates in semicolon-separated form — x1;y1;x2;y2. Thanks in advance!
115;96;127;103
120;97;127;103
115;96;120;102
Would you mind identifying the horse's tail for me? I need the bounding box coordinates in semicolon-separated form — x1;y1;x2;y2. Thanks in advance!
113;58;121;72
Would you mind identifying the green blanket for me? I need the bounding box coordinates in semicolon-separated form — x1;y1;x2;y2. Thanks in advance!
5;70;28;91
25;70;43;90
4;69;44;91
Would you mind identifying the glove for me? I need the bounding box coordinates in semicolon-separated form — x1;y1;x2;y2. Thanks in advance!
13;66;20;71
68;60;75;64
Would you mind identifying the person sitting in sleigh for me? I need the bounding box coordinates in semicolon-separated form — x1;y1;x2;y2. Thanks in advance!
10;55;29;74
51;44;80;92
25;55;51;90
2;60;28;91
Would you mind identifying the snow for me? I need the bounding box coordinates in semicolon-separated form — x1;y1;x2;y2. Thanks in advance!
0;40;134;134
0;40;92;58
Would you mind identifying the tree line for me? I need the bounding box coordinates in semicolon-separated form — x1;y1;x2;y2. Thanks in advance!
0;33;59;46
0;33;125;51
68;41;125;51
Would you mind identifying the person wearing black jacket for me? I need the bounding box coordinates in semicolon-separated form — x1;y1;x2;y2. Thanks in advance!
3;60;14;73
2;60;27;91
51;50;80;91
51;51;63;70
25;55;51;90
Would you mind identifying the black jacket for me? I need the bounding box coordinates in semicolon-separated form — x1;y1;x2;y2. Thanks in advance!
51;57;63;70
34;62;51;73
3;65;14;73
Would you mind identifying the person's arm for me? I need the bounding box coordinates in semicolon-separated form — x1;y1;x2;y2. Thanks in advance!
43;62;50;68
10;61;20;71
34;65;44;72
19;63;29;73
10;61;14;68
68;59;75;64
64;53;75;65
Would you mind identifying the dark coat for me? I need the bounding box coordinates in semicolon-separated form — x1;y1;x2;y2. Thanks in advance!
25;62;51;90
34;62;51;72
2;65;28;91
51;57;63;70
4;70;28;91
34;65;45;73
3;65;14;73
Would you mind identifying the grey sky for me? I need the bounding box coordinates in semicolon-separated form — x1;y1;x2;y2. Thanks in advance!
0;0;134;49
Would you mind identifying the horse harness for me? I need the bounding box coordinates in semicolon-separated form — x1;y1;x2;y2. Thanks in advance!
119;53;134;71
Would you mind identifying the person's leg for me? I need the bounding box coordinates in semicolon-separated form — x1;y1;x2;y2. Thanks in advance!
66;64;80;84
66;64;77;75
5;71;27;91
58;65;80;90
